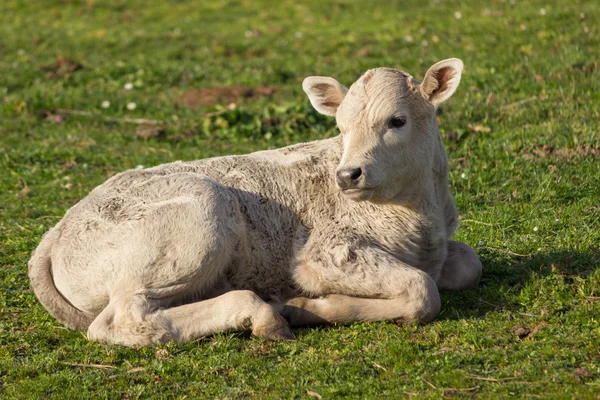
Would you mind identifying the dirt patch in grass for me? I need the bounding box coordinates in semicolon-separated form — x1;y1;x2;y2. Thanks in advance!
523;144;600;161
136;126;166;139
178;85;277;108
41;55;83;79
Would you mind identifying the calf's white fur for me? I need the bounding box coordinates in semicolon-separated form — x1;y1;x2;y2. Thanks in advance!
29;58;482;346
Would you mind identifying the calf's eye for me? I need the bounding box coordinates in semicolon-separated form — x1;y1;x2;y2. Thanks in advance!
389;117;407;129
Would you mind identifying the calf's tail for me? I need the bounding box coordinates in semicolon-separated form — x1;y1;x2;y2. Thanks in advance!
28;227;94;331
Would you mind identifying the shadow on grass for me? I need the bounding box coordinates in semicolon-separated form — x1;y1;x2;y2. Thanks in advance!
437;247;600;321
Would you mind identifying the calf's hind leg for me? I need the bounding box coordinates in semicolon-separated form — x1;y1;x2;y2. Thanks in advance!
86;173;292;346
88;289;293;346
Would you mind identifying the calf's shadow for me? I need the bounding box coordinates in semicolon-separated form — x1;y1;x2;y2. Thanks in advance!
436;247;600;322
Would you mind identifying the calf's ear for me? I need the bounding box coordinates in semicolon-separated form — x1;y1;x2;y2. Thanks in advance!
420;58;464;106
302;76;348;116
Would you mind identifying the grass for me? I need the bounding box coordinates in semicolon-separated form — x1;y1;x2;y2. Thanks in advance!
1;0;599;398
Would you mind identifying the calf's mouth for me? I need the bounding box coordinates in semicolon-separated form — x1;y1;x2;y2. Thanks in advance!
340;187;375;202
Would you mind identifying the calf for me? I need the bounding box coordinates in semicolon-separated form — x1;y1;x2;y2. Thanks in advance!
29;58;482;346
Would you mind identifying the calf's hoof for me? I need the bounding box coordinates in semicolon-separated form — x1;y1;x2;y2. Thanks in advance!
252;306;295;341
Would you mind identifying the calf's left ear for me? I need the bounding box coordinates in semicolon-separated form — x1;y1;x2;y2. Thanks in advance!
420;58;464;106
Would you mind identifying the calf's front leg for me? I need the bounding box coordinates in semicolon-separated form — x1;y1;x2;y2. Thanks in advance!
281;248;441;327
436;240;482;291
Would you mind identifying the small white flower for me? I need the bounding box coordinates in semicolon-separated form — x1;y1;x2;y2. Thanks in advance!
135;165;144;169
124;82;133;90
461;172;467;179
431;35;439;43
477;241;485;247
555;218;560;223
17;49;25;56
264;132;273;140
421;40;428;47
580;12;585;19
126;102;137;110
583;26;589;33
294;31;303;38
245;30;253;37
539;8;546;16
404;35;414;43
454;11;462;19
101;100;110;109
520;24;527;31
533;226;539;232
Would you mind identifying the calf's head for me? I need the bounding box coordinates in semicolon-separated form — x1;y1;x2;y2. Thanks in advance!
303;58;463;203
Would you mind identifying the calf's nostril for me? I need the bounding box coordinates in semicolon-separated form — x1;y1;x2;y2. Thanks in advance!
336;168;363;184
349;168;362;181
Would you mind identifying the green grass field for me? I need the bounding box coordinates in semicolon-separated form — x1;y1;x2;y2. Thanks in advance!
1;0;599;398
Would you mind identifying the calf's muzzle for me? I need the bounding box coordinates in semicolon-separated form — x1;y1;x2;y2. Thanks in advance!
336;168;363;189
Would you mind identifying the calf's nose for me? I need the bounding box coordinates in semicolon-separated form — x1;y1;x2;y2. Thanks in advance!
336;167;362;188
